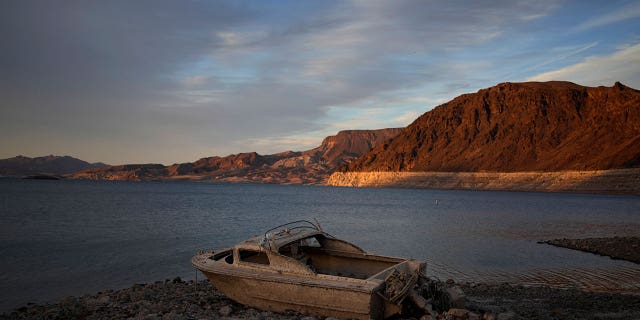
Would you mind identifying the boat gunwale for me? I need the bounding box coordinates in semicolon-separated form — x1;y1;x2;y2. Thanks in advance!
192;253;382;293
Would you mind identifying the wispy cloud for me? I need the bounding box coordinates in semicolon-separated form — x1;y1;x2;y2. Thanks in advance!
574;2;640;32
521;42;599;74
528;43;640;87
244;135;324;154
393;111;422;125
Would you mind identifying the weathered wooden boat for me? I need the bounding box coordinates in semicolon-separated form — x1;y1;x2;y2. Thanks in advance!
192;220;438;319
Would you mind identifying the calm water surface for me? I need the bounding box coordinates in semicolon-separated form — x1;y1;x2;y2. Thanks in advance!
1;178;639;311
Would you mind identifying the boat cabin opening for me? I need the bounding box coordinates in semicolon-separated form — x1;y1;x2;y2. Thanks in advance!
239;249;269;265
277;234;403;280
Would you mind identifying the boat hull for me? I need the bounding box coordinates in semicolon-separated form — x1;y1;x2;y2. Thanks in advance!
191;223;423;319
200;270;390;320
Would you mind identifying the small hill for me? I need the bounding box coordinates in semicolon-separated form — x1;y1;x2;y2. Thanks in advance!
341;81;640;172
306;129;405;167
0;155;107;177
71;128;402;184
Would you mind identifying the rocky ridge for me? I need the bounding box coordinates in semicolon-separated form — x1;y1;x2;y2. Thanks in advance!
329;82;640;193
71;129;402;184
341;81;640;172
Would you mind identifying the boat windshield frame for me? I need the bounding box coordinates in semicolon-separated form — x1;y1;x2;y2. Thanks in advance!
263;220;321;240
260;220;339;252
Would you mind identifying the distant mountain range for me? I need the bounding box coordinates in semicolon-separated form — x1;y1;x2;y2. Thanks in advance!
0;155;107;177
69;128;402;184
340;81;640;173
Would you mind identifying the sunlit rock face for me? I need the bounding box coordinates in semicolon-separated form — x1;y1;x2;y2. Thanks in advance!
340;81;640;173
327;169;640;194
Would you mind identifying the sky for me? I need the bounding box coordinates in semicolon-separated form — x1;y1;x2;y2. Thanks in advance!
1;1;639;165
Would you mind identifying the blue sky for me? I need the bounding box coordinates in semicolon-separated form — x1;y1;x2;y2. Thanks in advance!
1;0;639;165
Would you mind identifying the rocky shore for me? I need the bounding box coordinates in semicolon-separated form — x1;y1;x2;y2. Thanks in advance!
541;237;640;264
461;282;640;320
3;278;640;320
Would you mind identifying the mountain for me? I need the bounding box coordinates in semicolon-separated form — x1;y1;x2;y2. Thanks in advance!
71;128;402;184
0;155;108;177
340;81;640;173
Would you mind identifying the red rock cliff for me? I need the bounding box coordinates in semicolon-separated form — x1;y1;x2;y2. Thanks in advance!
342;81;640;172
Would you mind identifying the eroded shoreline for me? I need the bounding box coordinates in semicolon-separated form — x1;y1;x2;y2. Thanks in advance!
2;278;640;320
327;169;640;195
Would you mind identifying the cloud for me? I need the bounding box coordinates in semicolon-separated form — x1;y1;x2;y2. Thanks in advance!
4;0;610;164
521;42;599;74
182;76;211;88
245;135;324;154
527;43;640;87
574;2;640;32
187;1;563;123
0;1;252;93
394;111;422;125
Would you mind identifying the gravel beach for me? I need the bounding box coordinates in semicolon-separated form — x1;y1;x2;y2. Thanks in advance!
3;278;640;320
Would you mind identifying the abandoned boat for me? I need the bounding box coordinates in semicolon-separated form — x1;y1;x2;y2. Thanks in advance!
192;220;437;319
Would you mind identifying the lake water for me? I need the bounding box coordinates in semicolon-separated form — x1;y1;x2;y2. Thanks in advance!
1;178;639;312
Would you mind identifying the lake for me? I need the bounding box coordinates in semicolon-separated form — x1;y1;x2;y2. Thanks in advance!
1;178;639;312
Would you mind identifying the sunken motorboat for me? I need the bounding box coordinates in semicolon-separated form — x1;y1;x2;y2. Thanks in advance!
192;220;453;319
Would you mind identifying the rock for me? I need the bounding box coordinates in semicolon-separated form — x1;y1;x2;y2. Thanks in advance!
186;304;202;314
149;303;166;314
97;295;111;304
219;305;233;316
497;311;515;320
143;314;160;320
468;312;480;320
482;311;496;320
162;310;186;320
245;308;258;315
129;290;145;302
445;286;466;309
447;308;469;319
118;292;131;302
261;311;275;318
60;296;76;306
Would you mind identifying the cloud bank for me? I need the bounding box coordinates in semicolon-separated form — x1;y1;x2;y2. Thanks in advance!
1;1;637;164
